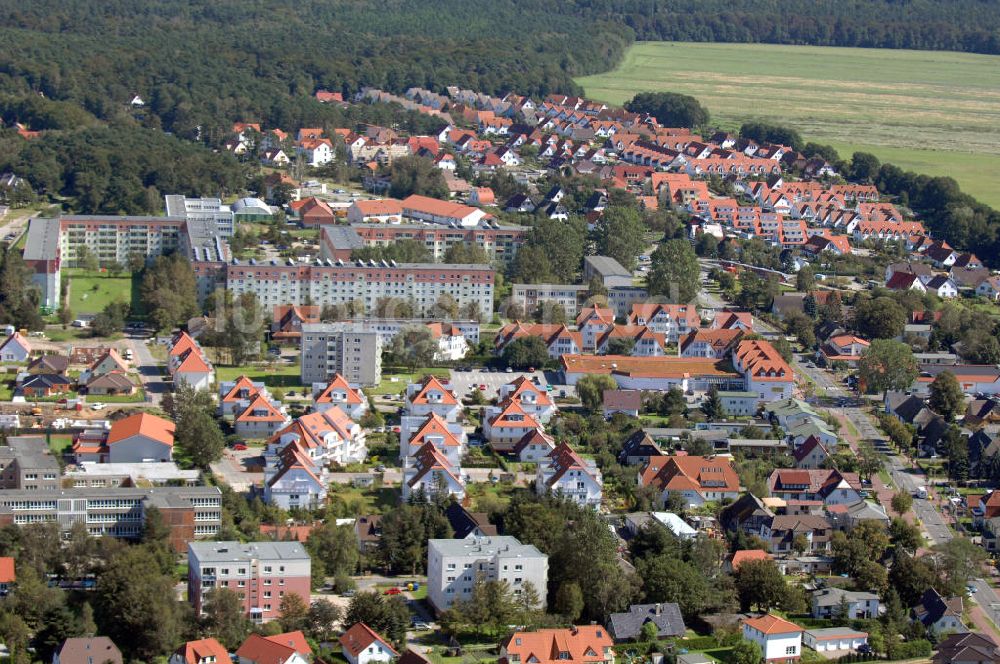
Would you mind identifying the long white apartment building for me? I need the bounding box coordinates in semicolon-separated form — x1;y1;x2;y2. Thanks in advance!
226;260;494;315
427;535;548;611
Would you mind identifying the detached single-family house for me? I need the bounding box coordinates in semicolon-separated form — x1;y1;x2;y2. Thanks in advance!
742;614;803;664
511;429;557;463
535;442;602;507
234;394;290;439
236;632;311;664
340;623;398;664
405;376;462;421
169;638;231;664
607;603;686;642
618;431;664;466
913;588;966;634
639;455;740;508
810;587;879;619
402;442;465;502
0;332;30;363
312;373;368;420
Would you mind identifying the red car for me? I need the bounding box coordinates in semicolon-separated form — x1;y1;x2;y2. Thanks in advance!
232;443;248;451
383;587;402;595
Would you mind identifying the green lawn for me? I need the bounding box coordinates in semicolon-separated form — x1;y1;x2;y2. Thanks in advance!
577;41;1000;207
370;369;450;396
66;270;137;316
47;434;73;457
214;364;306;391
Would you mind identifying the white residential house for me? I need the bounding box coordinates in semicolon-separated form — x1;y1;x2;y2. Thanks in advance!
482;400;542;445
399;412;467;466
497;377;558;423
535;442;602;508
402;442;465;503
405;377;462;421
0;332;30;363
311;374;369;420
810;588;879;619
742;614;803;664
339;623;398;664
511;429;557;463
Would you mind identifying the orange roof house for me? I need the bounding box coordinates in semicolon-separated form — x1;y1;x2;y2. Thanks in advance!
74;412;176;464
0;557;14;588
312;373;367;418
728;549;772;571
271;305;322;340
340;623;397;664
171;638;230;664
500;626;614;664
639;455;740;507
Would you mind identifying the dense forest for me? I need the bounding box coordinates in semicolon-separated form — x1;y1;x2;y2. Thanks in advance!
2;0;1000;138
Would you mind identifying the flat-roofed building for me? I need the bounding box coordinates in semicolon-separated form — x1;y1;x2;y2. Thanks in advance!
427;535;548;611
0;486;222;551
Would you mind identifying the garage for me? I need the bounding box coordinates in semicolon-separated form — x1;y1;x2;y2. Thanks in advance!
803;627;868;653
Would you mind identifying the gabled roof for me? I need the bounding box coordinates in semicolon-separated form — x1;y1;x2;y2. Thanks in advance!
107;412;175;447
730;549;772;570
543;442;596;487
501;626;612;664
173;638;230;664
90;348;128;373
503;376;553;407
743;613;803;635
340;623;398;658
679;328;743;354
407;441;461;488
270;407;357;450
264;631;312;657
408;376;458;406
314;373;364;405
0;557;14;583
169;331;198;356
175;347;211;373
221;375;262;403
410;412;464;448
0;331;30;355
236;632;297;664
793;436;829;463
489;399;541;430
235;394;286;423
512;428;556;456
640;455;739;494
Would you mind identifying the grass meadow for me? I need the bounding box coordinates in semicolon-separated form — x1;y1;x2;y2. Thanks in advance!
576;41;1000;206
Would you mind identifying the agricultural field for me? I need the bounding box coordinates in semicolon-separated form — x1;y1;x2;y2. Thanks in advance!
577;42;1000;207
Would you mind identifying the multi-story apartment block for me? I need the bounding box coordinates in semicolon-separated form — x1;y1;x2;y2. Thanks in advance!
22;218;62;309
427;535;548;611
0;486;222;551
321;223;527;263
188;541;311;624
0;436;60;491
59;216;183;267
225;262;494;316
300;323;383;386
164;195;236;237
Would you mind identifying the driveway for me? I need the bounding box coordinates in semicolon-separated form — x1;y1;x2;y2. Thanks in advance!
210;448;263;492
127;338;168;405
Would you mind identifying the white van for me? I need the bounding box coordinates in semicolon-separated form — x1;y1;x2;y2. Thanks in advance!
914;486;928;499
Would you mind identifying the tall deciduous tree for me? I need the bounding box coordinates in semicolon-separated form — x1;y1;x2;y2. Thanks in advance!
852;296;907;340
94;546;186;660
625;92;710;128
929;370;964;421
647;239;699;303
576;374;617;413
858;339;918;396
202;588;251;649
594;206;646;271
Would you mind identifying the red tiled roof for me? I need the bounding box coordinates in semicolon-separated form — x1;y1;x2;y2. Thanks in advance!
107;412;175;447
744;613;803;635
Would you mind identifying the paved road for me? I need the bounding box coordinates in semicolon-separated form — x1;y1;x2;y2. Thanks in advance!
127;338;167;405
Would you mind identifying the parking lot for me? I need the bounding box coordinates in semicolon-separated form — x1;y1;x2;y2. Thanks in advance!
447;368;549;401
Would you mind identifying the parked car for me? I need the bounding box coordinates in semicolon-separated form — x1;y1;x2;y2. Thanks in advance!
383;587;402;595
90;403;107;411
232;443;248;451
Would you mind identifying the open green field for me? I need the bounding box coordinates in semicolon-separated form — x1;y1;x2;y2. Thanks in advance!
576;41;1000;207
65;270;139;315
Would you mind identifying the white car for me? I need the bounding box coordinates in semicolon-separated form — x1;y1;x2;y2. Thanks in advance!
90;403;107;411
